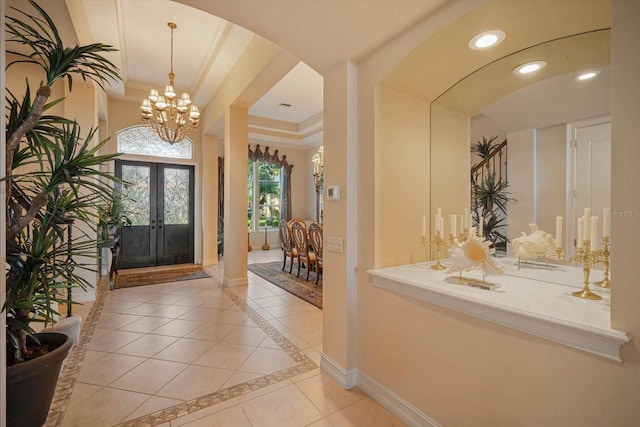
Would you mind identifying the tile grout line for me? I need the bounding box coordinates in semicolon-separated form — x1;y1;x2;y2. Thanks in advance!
114;283;318;427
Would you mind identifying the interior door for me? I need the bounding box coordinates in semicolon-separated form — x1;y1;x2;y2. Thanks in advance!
116;160;194;268
571;122;611;256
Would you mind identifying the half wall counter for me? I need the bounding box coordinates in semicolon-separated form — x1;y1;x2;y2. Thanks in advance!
368;258;630;362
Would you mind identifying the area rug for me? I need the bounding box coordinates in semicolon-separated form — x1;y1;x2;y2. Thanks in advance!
248;261;323;309
115;266;209;289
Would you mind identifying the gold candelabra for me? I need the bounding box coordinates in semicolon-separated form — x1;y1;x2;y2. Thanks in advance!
594;236;611;288
554;247;564;262
570;240;602;300
431;230;447;270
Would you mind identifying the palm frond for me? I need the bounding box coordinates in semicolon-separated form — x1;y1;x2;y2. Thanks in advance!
6;0;121;89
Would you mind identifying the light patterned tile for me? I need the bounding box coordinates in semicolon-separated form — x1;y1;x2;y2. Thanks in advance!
156;365;234;401
152;337;216;363
88;330;144;352
241;384;323;427
326;398;406;427
238;347;295;375
61;387;149;427
77;353;146;386
295;373;366;416
124;396;183;421
184;322;236;342
109;359;188;394
115;334;178;357
179;405;252;427
118;315;172;333
193;342;256;370
150;319;203;337
219;326;267;346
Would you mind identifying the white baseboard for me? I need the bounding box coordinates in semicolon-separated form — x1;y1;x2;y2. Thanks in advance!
357;370;440;427
320;354;357;389
320;354;439;427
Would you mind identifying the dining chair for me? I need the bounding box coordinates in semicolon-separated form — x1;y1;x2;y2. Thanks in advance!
308;222;323;285
290;220;316;280
279;222;297;273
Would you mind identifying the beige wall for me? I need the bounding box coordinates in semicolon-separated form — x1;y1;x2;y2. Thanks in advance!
430;103;470;240
375;87;430;267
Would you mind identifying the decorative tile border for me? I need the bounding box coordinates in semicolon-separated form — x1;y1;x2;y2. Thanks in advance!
43;277;111;427
44;275;318;427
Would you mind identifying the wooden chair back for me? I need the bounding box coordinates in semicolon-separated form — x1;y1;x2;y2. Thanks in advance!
290;221;310;258
308;223;323;260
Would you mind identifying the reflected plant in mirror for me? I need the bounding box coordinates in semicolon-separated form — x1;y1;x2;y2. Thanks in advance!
471;136;513;252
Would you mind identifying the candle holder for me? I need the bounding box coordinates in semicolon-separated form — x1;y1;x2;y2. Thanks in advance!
448;233;457;248
458;228;468;244
421;235;429;267
569;241;602;300
554;247;564;263
594;236;611;289
431;230;447;270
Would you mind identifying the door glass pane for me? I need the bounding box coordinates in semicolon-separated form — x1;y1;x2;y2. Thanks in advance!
164;168;190;225
121;165;151;226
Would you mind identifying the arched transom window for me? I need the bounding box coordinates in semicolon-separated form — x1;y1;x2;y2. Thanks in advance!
117;126;193;159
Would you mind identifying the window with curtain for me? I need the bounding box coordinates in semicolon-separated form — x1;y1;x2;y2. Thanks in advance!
248;159;282;231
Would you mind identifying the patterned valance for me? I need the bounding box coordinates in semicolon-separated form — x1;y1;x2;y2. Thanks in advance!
248;144;294;176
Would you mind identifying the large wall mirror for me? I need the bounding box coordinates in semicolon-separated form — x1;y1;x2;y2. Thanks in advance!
430;28;611;283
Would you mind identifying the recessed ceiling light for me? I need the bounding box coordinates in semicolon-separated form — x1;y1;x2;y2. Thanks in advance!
576;71;599;81
468;30;506;50
513;60;547;75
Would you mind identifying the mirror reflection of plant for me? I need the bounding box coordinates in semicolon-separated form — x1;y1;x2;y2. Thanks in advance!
471;135;499;167
472;173;513;247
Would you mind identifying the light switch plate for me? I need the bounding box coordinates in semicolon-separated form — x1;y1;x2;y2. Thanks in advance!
326;236;344;253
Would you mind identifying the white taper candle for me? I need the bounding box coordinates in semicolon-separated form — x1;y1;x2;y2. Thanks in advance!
422;216;427;238
584;214;591;241
577;217;584;247
555;216;563;248
591;216;599;250
451;214;457;236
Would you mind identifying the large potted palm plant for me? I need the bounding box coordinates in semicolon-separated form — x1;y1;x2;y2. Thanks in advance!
3;1;121;426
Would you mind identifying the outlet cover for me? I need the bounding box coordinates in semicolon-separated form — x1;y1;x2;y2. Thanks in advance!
326;237;344;253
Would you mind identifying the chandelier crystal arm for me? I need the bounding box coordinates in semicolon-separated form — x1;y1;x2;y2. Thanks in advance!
140;22;200;144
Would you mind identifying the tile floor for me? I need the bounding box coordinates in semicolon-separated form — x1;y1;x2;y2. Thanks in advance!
54;249;405;427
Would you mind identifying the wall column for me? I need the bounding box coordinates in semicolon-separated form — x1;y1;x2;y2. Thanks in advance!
223;105;249;287
202;134;219;265
321;61;359;387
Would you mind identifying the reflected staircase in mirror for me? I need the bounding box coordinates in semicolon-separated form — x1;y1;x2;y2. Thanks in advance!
471;138;509;253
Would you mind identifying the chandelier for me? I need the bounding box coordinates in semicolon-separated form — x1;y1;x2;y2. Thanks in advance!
140;22;200;144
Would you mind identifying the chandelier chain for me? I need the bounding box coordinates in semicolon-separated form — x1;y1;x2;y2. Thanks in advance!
140;21;200;144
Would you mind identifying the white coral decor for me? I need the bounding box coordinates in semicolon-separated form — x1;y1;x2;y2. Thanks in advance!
511;224;557;260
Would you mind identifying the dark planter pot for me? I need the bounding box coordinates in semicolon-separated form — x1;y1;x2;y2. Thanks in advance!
7;332;73;427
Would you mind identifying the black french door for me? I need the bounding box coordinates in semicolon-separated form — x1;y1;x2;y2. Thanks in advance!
115;160;195;268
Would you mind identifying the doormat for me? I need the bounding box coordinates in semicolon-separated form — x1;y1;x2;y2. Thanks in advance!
115;266;209;289
248;261;322;309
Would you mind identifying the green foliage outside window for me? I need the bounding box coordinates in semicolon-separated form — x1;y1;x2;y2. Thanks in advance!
248;160;281;230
